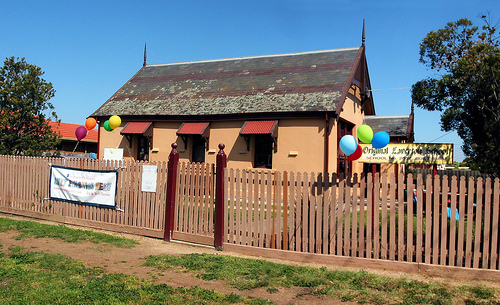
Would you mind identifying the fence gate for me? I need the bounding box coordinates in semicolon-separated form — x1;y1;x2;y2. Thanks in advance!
171;162;215;246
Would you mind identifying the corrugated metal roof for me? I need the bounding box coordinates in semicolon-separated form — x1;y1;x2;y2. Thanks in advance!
240;120;278;135
91;48;361;118
177;122;209;135
49;121;98;142
120;122;153;135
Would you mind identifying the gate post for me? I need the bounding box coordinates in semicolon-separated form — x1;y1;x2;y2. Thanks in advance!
214;143;227;250
164;143;179;241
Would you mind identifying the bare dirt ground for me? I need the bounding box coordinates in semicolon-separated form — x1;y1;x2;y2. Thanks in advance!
1;213;500;305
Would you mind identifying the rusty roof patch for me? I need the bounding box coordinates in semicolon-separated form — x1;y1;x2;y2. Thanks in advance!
363;115;411;137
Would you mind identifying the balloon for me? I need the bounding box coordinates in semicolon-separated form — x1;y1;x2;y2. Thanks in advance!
104;120;113;132
109;115;121;129
85;117;97;130
357;124;373;144
339;135;357;156
372;131;390;149
75;126;87;141
348;144;363;161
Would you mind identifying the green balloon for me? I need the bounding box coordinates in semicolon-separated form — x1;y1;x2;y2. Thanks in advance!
357;124;373;144
104;120;113;132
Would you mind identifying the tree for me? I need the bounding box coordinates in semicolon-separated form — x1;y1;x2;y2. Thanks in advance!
0;57;60;156
411;16;500;176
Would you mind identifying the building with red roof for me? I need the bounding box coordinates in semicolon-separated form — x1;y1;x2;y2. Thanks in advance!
48;121;98;157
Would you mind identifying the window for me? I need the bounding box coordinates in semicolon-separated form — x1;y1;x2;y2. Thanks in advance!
337;120;354;175
254;135;273;168
192;135;206;163
138;135;149;161
120;122;153;162
176;122;210;163
239;120;278;169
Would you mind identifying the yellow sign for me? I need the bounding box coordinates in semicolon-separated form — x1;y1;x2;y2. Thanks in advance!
358;143;453;164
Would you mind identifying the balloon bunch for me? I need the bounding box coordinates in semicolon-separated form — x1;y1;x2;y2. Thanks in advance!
74;115;122;141
103;115;122;132
75;117;97;141
339;124;390;161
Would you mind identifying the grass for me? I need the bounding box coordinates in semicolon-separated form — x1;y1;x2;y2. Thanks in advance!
0;250;268;305
1;216;499;304
0;217;272;305
0;217;138;248
142;253;500;304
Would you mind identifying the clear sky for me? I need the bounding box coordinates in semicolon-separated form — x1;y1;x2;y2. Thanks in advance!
2;0;499;162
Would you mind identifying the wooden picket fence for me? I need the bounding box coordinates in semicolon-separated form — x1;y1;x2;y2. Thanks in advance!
2;153;500;279
223;169;500;272
0;155;168;238
172;162;215;245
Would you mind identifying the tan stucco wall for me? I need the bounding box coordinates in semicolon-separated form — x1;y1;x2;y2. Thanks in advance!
273;118;325;173
149;122;183;162
206;121;248;167
99;118;329;173
97;92;368;174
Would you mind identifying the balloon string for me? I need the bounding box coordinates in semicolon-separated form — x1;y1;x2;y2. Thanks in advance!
72;141;80;153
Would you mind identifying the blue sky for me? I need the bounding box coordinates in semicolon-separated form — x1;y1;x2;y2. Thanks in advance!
2;0;500;162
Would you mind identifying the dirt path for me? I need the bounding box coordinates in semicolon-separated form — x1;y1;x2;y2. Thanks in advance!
1;213;500;304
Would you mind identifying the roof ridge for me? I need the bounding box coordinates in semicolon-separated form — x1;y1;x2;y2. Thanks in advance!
147;47;360;67
365;114;410;118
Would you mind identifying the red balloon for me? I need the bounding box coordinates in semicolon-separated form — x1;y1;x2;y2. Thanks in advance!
75;126;88;141
348;144;363;161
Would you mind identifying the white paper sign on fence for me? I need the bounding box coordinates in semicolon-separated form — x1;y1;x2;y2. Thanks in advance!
49;165;118;208
141;165;157;192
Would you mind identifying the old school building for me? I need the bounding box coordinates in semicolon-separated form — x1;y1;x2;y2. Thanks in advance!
91;35;412;175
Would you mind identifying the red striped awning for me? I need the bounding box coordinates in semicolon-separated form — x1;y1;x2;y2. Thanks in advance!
240;120;278;136
176;122;210;136
120;122;153;136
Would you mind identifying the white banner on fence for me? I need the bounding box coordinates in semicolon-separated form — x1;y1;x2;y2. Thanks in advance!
49;165;118;208
141;165;157;193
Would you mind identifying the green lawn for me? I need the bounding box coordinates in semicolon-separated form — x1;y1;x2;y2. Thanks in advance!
0;249;255;305
0;217;139;248
143;252;500;304
0;216;499;305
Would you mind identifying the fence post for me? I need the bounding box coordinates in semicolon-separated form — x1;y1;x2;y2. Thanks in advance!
214;143;227;250
164;143;179;241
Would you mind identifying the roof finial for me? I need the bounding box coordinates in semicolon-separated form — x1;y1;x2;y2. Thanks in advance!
362;19;365;46
143;43;147;67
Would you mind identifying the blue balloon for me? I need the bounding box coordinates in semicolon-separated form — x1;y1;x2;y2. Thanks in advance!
339;135;358;156
372;131;390;149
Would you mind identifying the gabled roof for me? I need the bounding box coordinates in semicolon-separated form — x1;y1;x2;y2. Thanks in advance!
363;115;414;141
92;47;374;119
49;121;98;142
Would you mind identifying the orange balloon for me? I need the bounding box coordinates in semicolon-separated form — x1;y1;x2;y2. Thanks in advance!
85;117;97;130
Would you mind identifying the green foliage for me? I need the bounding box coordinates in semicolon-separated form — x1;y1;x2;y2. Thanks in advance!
0;217;138;248
0;56;60;156
143;253;500;304
411;16;500;176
